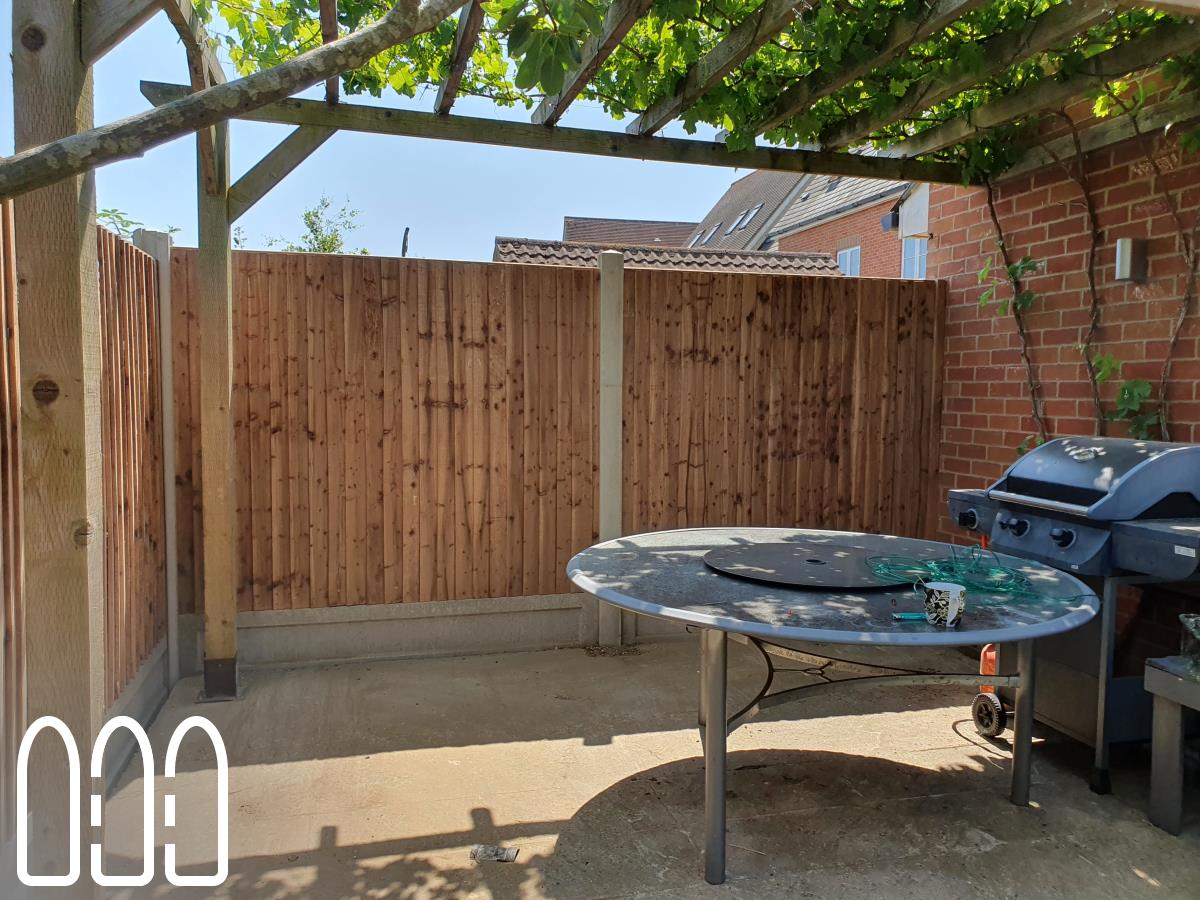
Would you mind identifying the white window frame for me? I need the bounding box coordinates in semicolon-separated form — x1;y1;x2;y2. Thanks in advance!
901;237;928;279
836;246;861;276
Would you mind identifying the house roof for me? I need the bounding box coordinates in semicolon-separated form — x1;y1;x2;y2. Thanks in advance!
683;170;809;252
493;237;838;275
562;216;697;246
767;176;908;242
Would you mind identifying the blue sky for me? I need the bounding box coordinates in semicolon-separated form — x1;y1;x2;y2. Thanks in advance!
0;4;741;260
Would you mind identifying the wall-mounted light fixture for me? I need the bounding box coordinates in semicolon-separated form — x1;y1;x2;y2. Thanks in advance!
1114;237;1147;283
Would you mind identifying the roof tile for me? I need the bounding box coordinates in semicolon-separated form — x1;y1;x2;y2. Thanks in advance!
493;237;839;275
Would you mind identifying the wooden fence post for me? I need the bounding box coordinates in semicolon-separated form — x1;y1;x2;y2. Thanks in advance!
597;250;624;646
13;0;106;886
132;228;180;688
197;123;239;699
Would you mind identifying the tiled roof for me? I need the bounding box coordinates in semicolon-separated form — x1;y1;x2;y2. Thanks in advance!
767;175;908;240
493;237;839;275
562;216;698;246
684;170;809;251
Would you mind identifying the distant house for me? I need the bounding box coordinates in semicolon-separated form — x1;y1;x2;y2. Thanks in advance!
764;177;930;280
682;171;809;252
561;216;697;247
493;236;838;275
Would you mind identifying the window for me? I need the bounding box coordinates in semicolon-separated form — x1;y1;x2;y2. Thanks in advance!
725;212;746;235
902;237;928;279
687;230;704;248
836;246;861;276
738;203;764;230
702;224;721;245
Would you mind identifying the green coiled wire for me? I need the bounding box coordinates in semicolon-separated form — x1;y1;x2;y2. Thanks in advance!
867;544;1038;598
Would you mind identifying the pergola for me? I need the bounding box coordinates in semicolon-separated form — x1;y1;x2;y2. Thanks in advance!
5;0;1200;887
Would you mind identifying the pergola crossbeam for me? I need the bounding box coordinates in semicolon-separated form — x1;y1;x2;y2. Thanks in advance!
159;0;227;86
626;0;812;136
822;0;1113;150
228;125;338;223
435;0;485;115
533;0;654;126
747;0;987;139
894;20;1200;157
141;80;972;183
82;0;160;65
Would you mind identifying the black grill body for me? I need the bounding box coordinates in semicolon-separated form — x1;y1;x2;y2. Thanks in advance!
948;436;1200;793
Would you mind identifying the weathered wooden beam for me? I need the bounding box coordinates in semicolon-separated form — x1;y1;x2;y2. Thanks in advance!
0;0;470;199
822;0;1114;150
227;125;338;222
533;0;653;126
142;80;973;183
1116;0;1200;14
158;0;227;86
321;0;340;104
747;0;987;138
81;0;159;65
627;0;813;136
14;0;106;885
1004;90;1200;177
197;120;239;700
894;20;1200;157
435;0;484;115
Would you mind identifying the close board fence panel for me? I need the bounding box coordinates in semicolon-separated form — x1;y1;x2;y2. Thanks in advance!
172;250;944;612
97;227;168;704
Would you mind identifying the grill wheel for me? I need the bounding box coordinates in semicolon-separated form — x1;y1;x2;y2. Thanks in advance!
972;691;1009;738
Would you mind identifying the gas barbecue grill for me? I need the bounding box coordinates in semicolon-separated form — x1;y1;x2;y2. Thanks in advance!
949;437;1200;793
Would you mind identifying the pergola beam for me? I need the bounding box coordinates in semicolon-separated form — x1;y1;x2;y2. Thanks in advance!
321;0;340;104
159;0;228;86
747;0;987;139
533;0;654;126
894;20;1200;157
435;0;485;115
82;0;160;65
142;80;970;183
626;0;813;136
822;0;1114;150
228;125;338;222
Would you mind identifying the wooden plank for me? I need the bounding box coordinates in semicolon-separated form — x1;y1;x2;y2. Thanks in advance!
434;0;484;116
381;258;401;603
344;256;367;604
747;0;987;138
143;82;971;185
82;0;159;65
246;255;271;612
286;251;311;608
363;255;385;603
227;125;337;223
894;21;1200;157
485;262;510;596
400;259;421;602
326;253;347;605
158;0;227;86
305;254;330;606
267;254;290;610
13;0;107;872
533;0;654;126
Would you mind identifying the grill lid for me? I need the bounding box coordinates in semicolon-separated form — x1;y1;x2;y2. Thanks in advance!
987;437;1200;521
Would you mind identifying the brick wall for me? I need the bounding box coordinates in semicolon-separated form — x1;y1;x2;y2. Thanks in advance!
775;198;904;277
928;129;1200;666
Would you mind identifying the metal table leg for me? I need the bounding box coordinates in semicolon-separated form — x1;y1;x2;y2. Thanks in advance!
702;628;728;885
1010;639;1036;806
1091;578;1117;795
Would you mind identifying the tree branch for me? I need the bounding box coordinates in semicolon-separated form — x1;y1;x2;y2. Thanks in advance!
0;0;467;199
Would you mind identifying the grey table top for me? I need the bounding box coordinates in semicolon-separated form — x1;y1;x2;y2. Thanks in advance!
567;528;1099;646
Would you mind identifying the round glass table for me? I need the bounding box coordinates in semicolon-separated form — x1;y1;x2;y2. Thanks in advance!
568;527;1100;885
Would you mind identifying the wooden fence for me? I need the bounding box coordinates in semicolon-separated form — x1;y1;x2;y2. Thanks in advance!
1;200;23;845
98;228;168;703
172;250;945;613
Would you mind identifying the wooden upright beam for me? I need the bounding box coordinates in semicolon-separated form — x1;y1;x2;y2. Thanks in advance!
533;0;653;126
197;120;239;700
821;0;1113;150
142;81;972;183
81;0;159;65
434;0;484;115
597;250;624;647
159;0;227;86
321;0;339;104
228;125;337;222
13;0;106;885
746;0;986;138
627;0;813;136
894;20;1200;157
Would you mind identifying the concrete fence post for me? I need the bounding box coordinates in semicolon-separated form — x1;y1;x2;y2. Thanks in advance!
597;250;624;646
132;229;180;689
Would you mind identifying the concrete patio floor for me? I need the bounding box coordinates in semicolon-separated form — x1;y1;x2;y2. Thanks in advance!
105;636;1200;899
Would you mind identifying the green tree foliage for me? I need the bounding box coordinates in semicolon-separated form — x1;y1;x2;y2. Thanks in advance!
268;195;370;253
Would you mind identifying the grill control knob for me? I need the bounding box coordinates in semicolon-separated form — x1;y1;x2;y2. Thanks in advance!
957;508;978;530
1050;527;1076;549
999;515;1029;537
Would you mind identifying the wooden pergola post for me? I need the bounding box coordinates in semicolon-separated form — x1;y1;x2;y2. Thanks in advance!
597;250;624;646
197;121;239;699
13;0;105;884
